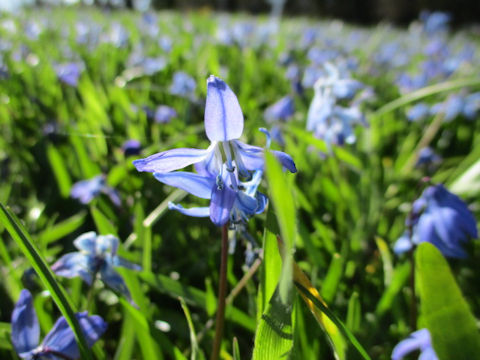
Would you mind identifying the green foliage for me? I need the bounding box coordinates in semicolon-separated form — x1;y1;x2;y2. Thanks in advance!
416;243;480;359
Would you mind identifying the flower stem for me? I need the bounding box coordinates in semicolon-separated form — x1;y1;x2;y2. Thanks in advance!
210;224;229;360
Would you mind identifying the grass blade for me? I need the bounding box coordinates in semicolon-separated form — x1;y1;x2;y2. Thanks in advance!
0;203;94;360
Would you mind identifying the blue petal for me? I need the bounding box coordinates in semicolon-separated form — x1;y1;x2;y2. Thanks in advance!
154;171;215;199
51;253;93;285
42;312;107;359
101;186;122;207
255;192;268;215
73;232;97;253
272;150;297;173
235;191;258;217
168;202;210;217
11;290;40;356
112;256;142;271
96;235;119;257
392;329;433;360
233;141;265;174
133;147;211;173
209;185;236;226
393;234;413;254
100;265;133;301
205;75;244;142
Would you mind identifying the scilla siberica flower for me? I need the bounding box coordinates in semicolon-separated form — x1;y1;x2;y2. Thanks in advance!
394;184;478;258
71;175;121;207
11;289;106;360
392;329;438;360
52;232;141;303
133;75;296;226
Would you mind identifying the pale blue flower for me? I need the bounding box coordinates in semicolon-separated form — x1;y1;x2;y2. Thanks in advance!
394;184;478;258
71;175;121;207
52;232;141;302
134;76;296;178
392;329;438;360
11;289;106;360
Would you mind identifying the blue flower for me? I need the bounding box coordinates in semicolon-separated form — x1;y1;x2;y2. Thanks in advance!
264;96;295;123
157;167;268;226
154;105;177;124
394;184;478;258
134;75;296;226
122;140;142;157
392;329;438;360
407;103;431;122
71;175;121;207
134;75;296;178
415;147;441;168
55;62;82;87
169;71;196;98
420;11;451;35
52;232;141;302
11;289;106;360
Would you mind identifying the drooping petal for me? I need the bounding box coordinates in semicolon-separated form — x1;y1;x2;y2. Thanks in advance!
168;202;210;217
111;256;142;271
101;186;122;207
235;191;259;217
51;253;93;285
255;192;268;215
154;172;215;199
41;312;107;359
272;150;298;173
11;289;40;356
392;329;436;360
73;232;97;253
100;265;133;302
209;185;236;226
133;147;211;173
205;75;244;142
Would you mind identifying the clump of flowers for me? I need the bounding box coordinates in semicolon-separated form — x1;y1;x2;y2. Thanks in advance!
134;75;296;226
394;184;478;258
306;63;367;148
11;289;107;360
52;232;141;303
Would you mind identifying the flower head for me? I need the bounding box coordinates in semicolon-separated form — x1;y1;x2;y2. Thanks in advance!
55;62;83;87
52;232;141;302
154;105;177;124
392;329;438;360
394;184;478;258
133;75;296;226
71;175;121;207
11;289;106;360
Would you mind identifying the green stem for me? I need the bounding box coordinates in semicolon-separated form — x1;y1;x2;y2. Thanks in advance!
210;224;229;360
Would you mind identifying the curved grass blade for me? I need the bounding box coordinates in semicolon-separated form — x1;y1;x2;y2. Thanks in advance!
0;203;94;360
373;78;480;117
179;297;200;360
295;282;371;360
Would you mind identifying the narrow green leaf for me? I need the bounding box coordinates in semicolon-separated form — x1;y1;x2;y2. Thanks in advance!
0;322;12;350
295;283;371;360
265;151;297;304
179;297;199;360
321;253;344;303
46;144;72;198
0;203;94;360
416;243;480;359
346;292;361;334
375;262;410;316
121;299;162;360
91;206;117;236
232;337;240;360
252;288;295;360
37;211;87;245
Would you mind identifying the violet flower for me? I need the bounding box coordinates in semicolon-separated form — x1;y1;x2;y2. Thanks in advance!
11;289;106;360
